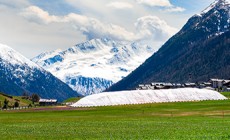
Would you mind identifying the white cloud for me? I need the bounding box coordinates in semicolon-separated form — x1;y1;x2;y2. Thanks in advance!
106;2;133;9
135;16;177;41
21;6;60;24
164;6;186;12
21;6;177;43
137;0;172;7
0;0;30;8
20;6;136;41
64;13;136;41
0;0;212;58
137;0;185;12
0;4;82;58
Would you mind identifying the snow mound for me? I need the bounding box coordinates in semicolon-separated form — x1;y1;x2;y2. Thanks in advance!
71;88;227;107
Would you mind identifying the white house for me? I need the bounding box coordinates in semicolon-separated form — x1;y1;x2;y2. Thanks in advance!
209;79;230;89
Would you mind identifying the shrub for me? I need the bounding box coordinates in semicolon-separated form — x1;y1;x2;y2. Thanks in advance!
14;101;19;108
31;94;40;104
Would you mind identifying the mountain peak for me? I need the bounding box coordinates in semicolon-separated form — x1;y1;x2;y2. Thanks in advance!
218;0;230;4
0;43;40;68
201;0;230;15
186;0;229;37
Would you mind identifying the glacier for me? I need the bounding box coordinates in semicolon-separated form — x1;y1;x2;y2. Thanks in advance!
71;88;227;107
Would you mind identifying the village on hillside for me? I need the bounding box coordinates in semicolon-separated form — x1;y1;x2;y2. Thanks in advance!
137;79;230;92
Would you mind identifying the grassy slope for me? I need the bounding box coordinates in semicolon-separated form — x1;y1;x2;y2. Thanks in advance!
222;92;230;98
62;97;81;103
1;100;230;139
0;93;32;107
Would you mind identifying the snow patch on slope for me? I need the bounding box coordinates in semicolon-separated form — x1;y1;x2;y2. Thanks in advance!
65;75;113;95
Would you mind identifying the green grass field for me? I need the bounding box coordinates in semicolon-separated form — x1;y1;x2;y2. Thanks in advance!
1;99;230;139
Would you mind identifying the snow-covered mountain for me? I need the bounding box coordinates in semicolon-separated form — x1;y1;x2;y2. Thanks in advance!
32;38;155;95
0;43;81;101
190;0;230;36
201;0;230;16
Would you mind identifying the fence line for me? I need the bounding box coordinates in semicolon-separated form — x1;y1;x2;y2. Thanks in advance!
1;106;34;111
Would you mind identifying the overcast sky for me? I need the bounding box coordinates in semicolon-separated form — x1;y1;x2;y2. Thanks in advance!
0;0;213;58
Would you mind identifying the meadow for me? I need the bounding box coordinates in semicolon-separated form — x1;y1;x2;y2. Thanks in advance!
1;98;230;140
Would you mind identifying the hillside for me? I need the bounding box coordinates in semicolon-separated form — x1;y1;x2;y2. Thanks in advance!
107;0;230;91
0;92;33;107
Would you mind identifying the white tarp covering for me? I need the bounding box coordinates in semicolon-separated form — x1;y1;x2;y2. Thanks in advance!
71;88;227;107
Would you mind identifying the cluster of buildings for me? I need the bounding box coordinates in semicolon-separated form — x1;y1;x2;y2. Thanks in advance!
137;79;230;92
39;99;58;106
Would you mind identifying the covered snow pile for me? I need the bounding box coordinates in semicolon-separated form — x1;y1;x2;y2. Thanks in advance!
71;88;227;107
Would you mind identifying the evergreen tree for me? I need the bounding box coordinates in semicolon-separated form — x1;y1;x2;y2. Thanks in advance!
3;98;9;109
